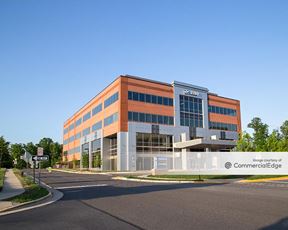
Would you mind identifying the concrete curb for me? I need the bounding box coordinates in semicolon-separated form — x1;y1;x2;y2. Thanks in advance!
112;176;228;184
0;191;52;213
112;176;193;183
238;176;288;183
52;169;111;175
0;174;63;216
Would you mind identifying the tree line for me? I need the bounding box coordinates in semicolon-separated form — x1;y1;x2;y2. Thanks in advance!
0;137;62;169
236;118;288;151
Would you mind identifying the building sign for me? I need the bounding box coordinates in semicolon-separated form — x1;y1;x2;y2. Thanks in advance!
183;89;199;96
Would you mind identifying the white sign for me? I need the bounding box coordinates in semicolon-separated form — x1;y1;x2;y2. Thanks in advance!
183;89;199;96
154;157;168;170
37;147;44;156
180;152;288;175
32;155;49;161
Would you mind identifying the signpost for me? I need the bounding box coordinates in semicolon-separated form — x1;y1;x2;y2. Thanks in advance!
37;147;44;185
32;149;49;184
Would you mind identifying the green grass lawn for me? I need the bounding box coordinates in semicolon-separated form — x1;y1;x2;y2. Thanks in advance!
0;168;6;191
10;169;49;203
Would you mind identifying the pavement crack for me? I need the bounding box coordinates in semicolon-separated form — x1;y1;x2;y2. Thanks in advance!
78;200;146;230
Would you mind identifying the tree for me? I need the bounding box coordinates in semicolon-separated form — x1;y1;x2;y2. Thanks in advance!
50;142;62;166
236;132;254;151
82;154;89;168
0;136;13;168
38;138;53;167
280;120;288;140
248;117;269;151
10;143;26;169
266;130;282;152
24;142;37;155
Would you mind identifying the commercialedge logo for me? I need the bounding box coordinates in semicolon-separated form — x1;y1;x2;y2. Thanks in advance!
225;162;282;170
183;89;199;96
225;162;232;169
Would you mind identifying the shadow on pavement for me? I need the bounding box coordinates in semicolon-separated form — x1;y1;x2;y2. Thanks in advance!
61;183;222;201
260;217;288;230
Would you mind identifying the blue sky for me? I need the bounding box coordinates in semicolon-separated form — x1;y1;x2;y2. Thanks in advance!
0;0;287;144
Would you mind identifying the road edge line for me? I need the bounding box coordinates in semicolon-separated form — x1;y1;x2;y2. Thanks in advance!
238;176;288;183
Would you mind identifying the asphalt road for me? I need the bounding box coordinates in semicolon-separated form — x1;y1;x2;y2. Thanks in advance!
0;171;288;230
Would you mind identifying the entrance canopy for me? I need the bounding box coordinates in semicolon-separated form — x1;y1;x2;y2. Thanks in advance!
173;138;236;150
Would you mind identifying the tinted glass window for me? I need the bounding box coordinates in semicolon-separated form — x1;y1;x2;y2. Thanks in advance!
83;112;91;122
139;93;145;102
157;96;163;105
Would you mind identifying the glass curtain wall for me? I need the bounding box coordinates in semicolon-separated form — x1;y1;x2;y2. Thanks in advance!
180;95;203;128
81;143;89;168
136;133;173;170
109;137;117;171
91;139;101;168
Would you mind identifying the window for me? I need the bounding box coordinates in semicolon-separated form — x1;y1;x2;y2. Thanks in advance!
67;146;80;155
75;118;82;127
132;92;139;101
139;113;145;122
128;111;133;121
75;132;81;140
146;94;151;103
82;127;91;136
157;96;163;105
128;91;133;100
136;133;173;154
91;139;101;153
64;128;68;135
74;146;80;153
128;111;174;126
69;135;75;143
63;139;68;145
92;104;102;116
83;112;91;122
127;91;173;107
158;115;163;124
180;95;203;128
92;121;102;132
152;114;157;123
151;95;157;104
69;123;75;131
146;113;151;123
139;93;145;102
208;105;236;116
163;97;169;106
133;112;139;121
209;122;237;131
104;112;118;126
104;92;119;108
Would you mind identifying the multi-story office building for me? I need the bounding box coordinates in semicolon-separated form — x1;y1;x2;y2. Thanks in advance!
63;75;241;171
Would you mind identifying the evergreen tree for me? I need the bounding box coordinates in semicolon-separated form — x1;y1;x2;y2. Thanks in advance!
0;136;13;168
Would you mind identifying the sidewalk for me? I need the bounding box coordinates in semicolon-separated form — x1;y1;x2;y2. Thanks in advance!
0;169;25;210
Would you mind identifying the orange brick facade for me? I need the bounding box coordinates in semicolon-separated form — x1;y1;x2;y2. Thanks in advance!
63;75;241;169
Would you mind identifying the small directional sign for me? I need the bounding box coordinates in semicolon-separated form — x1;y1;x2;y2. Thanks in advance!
32;155;49;161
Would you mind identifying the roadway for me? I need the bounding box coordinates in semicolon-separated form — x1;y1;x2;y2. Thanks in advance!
0;170;287;230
